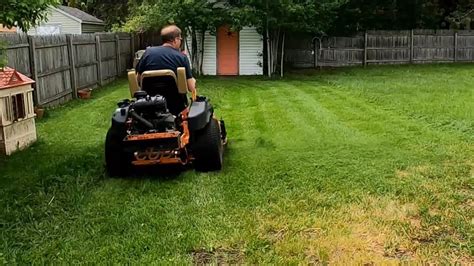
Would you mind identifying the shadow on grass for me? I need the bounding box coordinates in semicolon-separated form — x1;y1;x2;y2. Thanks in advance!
121;164;190;180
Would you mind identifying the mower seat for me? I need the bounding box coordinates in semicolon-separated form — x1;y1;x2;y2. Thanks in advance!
140;68;189;116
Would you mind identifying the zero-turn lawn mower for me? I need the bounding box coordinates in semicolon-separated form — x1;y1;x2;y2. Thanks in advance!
105;67;227;176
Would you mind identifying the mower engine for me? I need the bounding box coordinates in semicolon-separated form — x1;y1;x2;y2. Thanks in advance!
112;92;187;167
128;93;176;134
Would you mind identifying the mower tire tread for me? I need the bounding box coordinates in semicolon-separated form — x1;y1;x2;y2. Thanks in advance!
192;118;223;172
105;126;130;177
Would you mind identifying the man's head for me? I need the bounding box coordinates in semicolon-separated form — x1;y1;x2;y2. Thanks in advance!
161;25;182;50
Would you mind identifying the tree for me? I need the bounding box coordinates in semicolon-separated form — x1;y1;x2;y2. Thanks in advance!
447;0;474;29
0;41;6;68
329;0;474;34
227;0;347;77
0;0;61;31
121;0;225;76
62;0;133;30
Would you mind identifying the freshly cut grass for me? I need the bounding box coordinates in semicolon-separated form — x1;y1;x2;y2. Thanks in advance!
1;64;473;264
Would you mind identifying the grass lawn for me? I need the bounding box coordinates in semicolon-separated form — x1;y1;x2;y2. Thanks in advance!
1;64;473;264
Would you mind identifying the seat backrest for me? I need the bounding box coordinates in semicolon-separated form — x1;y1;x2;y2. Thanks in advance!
128;70;140;97
140;68;188;94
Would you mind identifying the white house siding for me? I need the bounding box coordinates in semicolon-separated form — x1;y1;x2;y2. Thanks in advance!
184;35;195;70
27;8;81;35
201;32;217;76
81;23;105;34
185;31;216;76
239;27;263;75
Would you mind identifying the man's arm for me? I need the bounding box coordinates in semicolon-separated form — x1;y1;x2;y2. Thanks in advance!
187;78;196;92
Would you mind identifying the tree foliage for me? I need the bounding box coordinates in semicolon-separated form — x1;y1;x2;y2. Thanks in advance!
330;0;474;34
227;0;347;76
62;0;133;30
227;0;346;34
118;0;471;76
447;0;474;29
0;41;6;68
121;0;224;33
0;0;60;31
121;0;226;75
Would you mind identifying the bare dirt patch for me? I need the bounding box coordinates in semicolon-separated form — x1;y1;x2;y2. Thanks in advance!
191;248;243;265
395;165;430;178
253;196;423;264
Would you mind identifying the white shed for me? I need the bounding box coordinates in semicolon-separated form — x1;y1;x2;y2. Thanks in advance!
25;6;105;35
187;26;263;76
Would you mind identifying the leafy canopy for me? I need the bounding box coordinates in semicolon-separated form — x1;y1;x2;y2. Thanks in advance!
62;0;133;30
0;41;6;68
0;0;61;31
121;0;224;33
226;0;348;34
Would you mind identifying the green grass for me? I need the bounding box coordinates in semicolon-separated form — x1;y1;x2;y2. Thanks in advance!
1;64;473;264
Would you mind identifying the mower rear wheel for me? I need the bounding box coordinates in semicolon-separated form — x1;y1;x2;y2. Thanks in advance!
105;126;130;177
192;118;223;172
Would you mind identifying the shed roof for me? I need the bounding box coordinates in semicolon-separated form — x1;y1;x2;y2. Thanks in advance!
56;6;104;25
0;67;35;90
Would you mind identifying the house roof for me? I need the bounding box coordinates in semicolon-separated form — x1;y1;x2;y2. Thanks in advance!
0;67;35;90
0;24;16;33
56;6;105;25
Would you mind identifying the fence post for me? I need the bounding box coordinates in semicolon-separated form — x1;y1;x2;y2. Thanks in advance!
363;31;368;66
66;35;77;98
27;36;40;105
454;31;458;62
95;35;103;86
115;34;120;76
131;34;135;69
410;29;414;63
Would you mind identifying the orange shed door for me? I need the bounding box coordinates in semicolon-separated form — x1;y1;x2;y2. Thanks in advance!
217;25;239;76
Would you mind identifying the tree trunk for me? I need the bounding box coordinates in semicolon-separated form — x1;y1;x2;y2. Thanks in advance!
274;29;280;75
199;30;205;75
184;31;191;58
269;28;281;76
191;29;199;76
266;27;271;77
280;32;285;77
265;0;271;77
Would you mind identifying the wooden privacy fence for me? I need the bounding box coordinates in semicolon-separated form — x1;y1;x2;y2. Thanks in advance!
1;32;137;107
286;29;474;68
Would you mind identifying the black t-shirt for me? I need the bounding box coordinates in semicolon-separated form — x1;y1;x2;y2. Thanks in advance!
136;46;193;79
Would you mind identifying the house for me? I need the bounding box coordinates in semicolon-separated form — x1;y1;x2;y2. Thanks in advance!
25;6;105;35
186;26;264;76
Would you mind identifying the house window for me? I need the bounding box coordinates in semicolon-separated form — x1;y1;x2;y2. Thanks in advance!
35;24;62;35
11;94;25;121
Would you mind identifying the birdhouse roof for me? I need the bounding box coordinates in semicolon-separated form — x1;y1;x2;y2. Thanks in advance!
0;67;35;90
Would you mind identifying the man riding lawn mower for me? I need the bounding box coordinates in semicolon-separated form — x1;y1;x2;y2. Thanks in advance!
104;26;227;176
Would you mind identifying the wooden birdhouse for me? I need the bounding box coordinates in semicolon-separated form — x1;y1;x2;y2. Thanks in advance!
0;67;37;155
